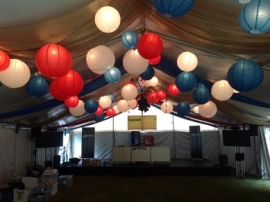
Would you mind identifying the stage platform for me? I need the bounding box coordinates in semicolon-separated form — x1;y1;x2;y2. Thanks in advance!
58;158;230;177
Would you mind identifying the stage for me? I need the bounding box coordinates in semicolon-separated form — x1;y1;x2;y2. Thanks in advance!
58;158;230;177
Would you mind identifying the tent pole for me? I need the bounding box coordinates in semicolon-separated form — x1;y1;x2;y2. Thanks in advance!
173;115;176;159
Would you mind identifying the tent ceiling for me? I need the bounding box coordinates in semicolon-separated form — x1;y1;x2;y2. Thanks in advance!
0;0;270;130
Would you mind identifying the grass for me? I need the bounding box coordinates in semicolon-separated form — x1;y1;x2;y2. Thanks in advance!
47;175;270;202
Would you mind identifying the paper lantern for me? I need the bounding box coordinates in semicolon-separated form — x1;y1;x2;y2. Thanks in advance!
147;92;159;104
192;84;211;104
121;31;138;49
235;0;252;3
175;72;197;92
123;49;148;74
121;83;138;100
49;80;69;101
140;65;155;80
104;67;121;83
152;0;195;18
65;96;79;108
0;50;10;71
35;43;72;79
99;95;112;109
86;45;115;74
127;99;138;109
108;93;116;103
95;105;103;115
211;80;233;101
0;59;30;88
85;99;99;113
147;76;159;87
26;76;49;97
137;33;163;59
227;59;264;92
161;101;173;113
156;90;166;101
54;70;83;97
95;6;121;33
149;55;161;65
69;100;85;116
117;99;129;112
193;106;199;114
106;107;115;117
176;102;191;117
199;101;217;118
239;0;270;34
177;51;198;72
168;83;180;95
113;105;120;114
93;113;105;122
138;77;148;88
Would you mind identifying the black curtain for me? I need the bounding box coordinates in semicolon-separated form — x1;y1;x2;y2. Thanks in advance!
81;128;95;158
190;126;203;160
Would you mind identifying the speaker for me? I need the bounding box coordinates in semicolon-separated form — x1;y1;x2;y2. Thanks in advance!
31;127;41;139
249;124;258;136
235;153;245;161
53;155;61;168
219;155;228;167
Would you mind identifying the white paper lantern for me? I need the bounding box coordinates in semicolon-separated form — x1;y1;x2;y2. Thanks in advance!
127;99;137;109
0;59;30;88
86;45;115;74
199;101;217;118
123;49;148;74
117;99;129;112
69;100;85;116
121;83;138;100
177;51;198;72
147;76;159;87
211;80;233;101
95;6;121;33
113;105;120;114
193;106;199;114
161;101;173;113
99;95;112;109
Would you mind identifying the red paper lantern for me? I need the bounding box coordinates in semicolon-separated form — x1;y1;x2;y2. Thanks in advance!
55;70;83;97
147;92;159;104
0;50;10;71
35;43;72;79
95;105;103;115
137;33;163;59
50;80;69;101
149;55;161;65
65;95;79;108
168;83;180;96
106;107;115;117
156;90;167;101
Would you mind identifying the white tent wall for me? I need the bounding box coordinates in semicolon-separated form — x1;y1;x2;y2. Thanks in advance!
0;128;32;186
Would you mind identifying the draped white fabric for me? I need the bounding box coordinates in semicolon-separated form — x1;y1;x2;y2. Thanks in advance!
260;127;270;179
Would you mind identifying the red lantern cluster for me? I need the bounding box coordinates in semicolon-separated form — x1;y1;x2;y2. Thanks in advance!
65;95;79;108
35;43;72;79
0;50;10;71
95;105;103;115
147;91;159;104
149;55;161;65
50;80;69;101
168;83;180;95
106;107;115;117
137;33;163;59
155;90;167;101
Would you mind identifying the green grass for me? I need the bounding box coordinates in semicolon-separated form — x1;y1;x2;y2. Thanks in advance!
47;175;270;202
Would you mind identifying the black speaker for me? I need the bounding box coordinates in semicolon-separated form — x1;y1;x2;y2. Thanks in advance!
53;155;61;168
31;127;41;139
249;124;258;136
235;153;245;161
219;155;228;167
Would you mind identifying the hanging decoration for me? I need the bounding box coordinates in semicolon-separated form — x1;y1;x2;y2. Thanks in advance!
95;6;121;33
123;49;148;74
193;106;199;114
121;82;138;100
147;91;159;104
168;83;180;95
0;50;10;71
93;113;106;122
49;80;69;101
175;72;197;92
113;105;120;114
26;76;49;97
155;90;167;101
149;55;161;65
99;95;112;109
152;0;196;18
199;101;217;118
104;67;121;84
86;45;115;74
35;43;72;79
0;59;30;88
140;65;155;80
138;94;150;112
211;80;233;101
227;59;264;92
176;102;191;117
127;99;138;109
65;96;79;108
69;100;85;116
95;105;103;115
108;93;116;103
161;101;173;113
84;99;99;113
146;76;159;87
137;33;163;60
117;99;129;112
177;51;198;72
106;107;115;117
239;0;270;34
121;31;139;49
235;0;252;3
192;84;211;104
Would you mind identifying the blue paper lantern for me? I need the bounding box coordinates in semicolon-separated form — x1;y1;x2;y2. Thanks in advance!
175;72;197;92
152;0;195;18
239;0;270;34
104;67;121;84
108;93;116;103
192;84;211;104
84;99;98;113
140;65;155;80
227;59;264;92
121;31;138;49
93;113;105;122
176;102;191;117
26;76;49;97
